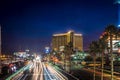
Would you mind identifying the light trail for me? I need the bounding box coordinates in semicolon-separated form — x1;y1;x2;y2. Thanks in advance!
47;65;68;80
40;60;44;80
6;59;69;80
11;72;24;80
6;61;32;80
17;74;24;80
12;62;33;80
43;63;53;80
43;62;70;80
53;65;79;80
31;64;38;80
30;59;44;80
22;74;28;80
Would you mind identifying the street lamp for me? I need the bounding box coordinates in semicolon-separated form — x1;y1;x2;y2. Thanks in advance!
118;25;120;27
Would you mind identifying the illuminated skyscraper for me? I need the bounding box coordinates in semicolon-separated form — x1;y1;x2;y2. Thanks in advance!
52;30;83;51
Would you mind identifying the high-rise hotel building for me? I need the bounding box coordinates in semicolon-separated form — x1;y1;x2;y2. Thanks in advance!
52;31;83;51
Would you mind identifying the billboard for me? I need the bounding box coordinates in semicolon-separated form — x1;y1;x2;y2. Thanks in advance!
108;40;120;52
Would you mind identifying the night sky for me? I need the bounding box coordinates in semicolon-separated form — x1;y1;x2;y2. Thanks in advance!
0;0;118;54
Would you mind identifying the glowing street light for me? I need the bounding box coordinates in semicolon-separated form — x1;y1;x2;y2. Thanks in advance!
114;0;120;4
118;24;120;27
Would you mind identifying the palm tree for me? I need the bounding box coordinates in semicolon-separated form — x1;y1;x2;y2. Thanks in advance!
104;24;118;80
67;42;73;73
98;38;108;80
63;41;74;73
89;41;99;80
64;44;70;70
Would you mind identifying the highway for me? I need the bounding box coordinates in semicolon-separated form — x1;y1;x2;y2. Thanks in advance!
43;62;68;80
10;60;43;80
6;59;120;80
8;58;69;80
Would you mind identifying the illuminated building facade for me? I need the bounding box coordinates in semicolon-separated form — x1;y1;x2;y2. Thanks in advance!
107;36;120;52
52;31;83;51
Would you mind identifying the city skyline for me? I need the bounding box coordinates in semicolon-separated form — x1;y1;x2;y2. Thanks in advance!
0;0;118;54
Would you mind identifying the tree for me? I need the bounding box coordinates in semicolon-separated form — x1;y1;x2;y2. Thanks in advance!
104;24;118;80
63;41;74;73
84;56;93;61
98;38;108;80
89;41;99;80
68;42;73;73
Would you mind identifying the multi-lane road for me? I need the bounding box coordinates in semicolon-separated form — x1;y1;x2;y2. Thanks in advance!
8;59;76;80
6;59;120;80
